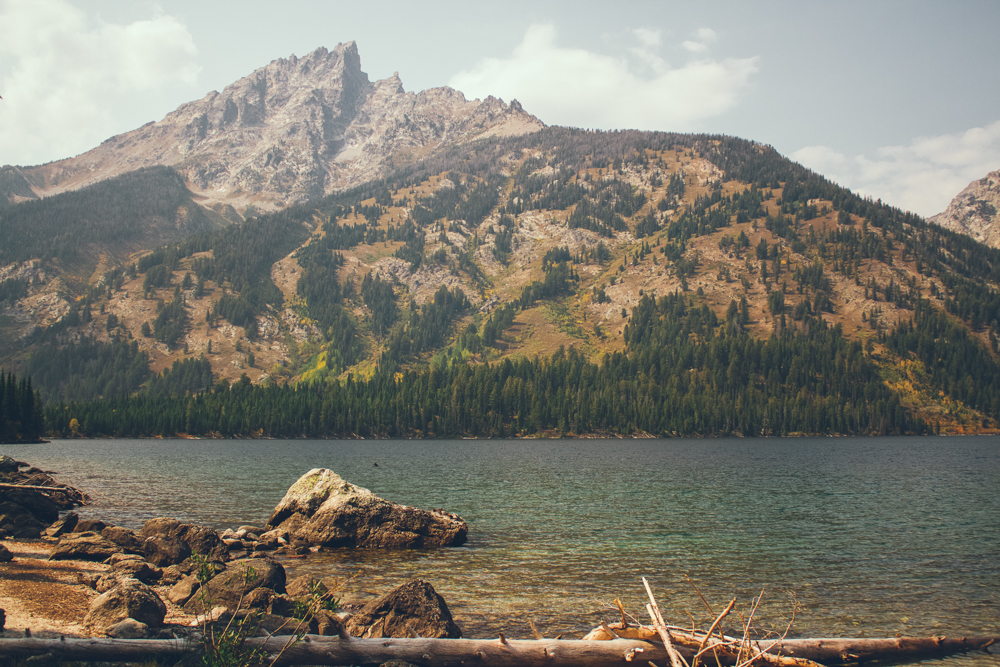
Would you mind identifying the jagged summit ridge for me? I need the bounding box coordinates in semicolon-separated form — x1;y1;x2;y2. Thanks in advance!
22;43;543;210
929;169;1000;248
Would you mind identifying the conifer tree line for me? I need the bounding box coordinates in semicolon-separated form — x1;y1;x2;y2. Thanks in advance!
0;370;45;443
43;294;915;439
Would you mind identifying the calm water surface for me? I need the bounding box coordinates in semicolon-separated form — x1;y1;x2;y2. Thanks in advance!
3;437;998;663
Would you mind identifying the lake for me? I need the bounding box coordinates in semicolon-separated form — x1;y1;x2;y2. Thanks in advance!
3;436;998;664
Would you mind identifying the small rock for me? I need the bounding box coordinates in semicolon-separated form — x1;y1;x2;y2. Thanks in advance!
143;536;190;567
106;617;149;639
189;606;228;627
0;544;13;563
77;572;100;589
96;573;126;594
314;609;346;637
102;526;144;553
243;587;276;610
238;525;265;535
268;594;296;617
167;573;201;606
112;559;161;584
108;553;144;566
74;519;108;533
44;512;79;537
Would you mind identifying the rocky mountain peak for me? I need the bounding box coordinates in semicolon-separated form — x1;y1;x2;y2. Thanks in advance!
20;43;543;211
929;169;1000;248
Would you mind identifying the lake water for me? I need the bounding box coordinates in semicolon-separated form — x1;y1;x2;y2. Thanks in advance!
3;436;998;664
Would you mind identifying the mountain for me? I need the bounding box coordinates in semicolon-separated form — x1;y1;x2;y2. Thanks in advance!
3;46;1000;438
929;169;1000;248
10;42;542;213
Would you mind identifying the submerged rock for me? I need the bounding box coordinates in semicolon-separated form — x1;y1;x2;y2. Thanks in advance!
265;469;467;549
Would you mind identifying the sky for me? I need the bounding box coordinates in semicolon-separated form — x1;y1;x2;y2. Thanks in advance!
1;0;998;218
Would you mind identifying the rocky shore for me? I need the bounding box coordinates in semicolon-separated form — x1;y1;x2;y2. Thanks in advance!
0;463;468;643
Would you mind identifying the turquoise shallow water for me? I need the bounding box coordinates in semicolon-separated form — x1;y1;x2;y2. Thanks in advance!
3;436;998;663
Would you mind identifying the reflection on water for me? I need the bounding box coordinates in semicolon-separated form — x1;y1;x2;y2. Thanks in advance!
4;436;999;661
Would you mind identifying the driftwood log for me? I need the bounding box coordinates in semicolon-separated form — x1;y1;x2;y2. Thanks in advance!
584;623;998;666
0;634;995;666
0;636;669;666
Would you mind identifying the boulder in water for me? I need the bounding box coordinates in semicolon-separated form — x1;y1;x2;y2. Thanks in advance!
265;469;467;549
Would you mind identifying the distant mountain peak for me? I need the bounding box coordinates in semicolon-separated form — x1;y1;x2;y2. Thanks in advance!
929;169;1000;248
19;42;543;211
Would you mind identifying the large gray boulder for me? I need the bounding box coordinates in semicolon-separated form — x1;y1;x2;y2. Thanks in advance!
345;579;462;639
265;469;467;549
83;579;166;632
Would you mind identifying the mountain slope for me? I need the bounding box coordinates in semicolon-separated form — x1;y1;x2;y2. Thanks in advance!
10;128;1000;437
17;43;543;212
929;169;1000;248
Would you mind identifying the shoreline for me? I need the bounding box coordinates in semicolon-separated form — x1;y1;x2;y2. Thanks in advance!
0;538;197;638
10;428;1000;442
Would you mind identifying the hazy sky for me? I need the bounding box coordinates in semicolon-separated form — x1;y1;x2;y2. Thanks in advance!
1;0;998;217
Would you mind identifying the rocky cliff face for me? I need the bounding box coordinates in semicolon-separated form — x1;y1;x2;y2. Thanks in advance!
929;169;1000;248
22;42;543;211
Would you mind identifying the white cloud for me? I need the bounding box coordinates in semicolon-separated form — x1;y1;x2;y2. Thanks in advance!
632;27;661;49
681;41;710;54
0;0;199;166
683;27;717;54
449;24;757;133
629;27;667;73
792;119;1000;217
694;28;717;42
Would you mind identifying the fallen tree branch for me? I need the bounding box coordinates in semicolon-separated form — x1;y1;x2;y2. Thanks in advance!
643;577;691;667
0;483;72;492
0;634;995;666
0;636;673;666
